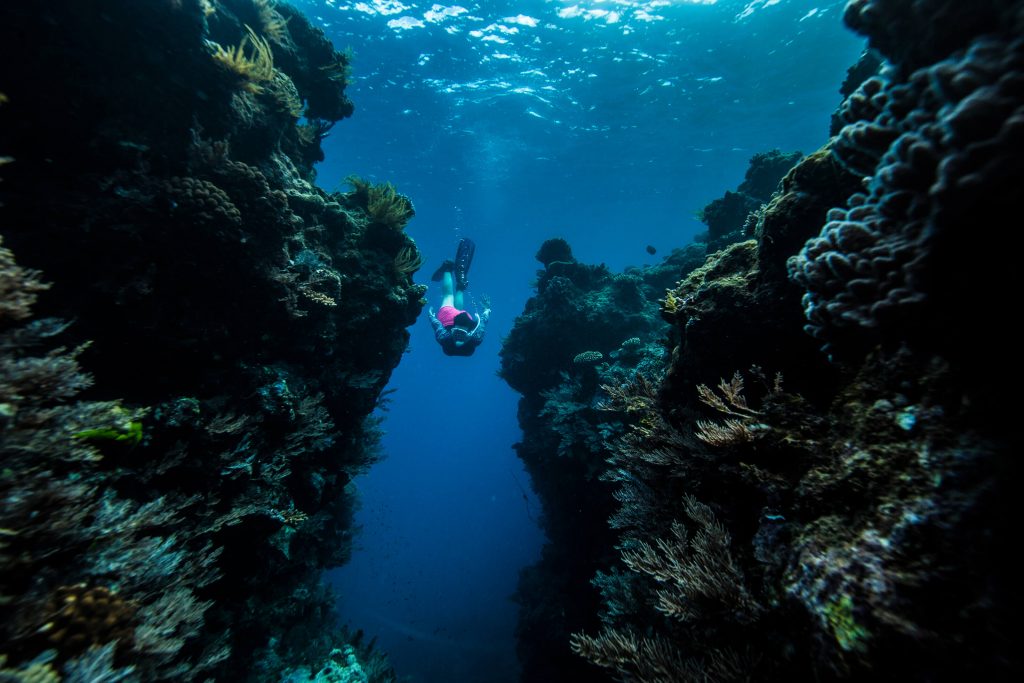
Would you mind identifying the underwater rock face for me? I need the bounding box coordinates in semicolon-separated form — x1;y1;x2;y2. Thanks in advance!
1;1;419;680
534;237;575;268
699;149;803;253
843;0;1023;73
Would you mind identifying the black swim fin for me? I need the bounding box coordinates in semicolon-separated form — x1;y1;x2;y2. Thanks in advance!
454;238;475;290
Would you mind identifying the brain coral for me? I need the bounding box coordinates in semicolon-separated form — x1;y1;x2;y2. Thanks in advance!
162;176;242;227
788;34;1024;346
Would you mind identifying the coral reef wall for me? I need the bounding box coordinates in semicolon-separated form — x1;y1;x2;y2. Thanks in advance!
1;1;421;680
499;240;705;681
508;2;1021;681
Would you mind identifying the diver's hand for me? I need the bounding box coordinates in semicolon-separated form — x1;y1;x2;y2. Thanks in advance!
483;308;492;319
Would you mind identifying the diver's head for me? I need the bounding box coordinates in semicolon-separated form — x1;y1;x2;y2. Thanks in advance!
451;326;471;346
453;311;474;329
447;325;476;355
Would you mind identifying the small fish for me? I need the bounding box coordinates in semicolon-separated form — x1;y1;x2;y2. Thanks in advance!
646;245;657;255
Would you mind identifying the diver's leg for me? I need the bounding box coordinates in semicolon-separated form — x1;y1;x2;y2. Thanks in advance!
454;289;464;310
431;259;454;282
441;271;455;308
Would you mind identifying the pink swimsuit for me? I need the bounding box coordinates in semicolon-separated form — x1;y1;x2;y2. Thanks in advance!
437;305;472;328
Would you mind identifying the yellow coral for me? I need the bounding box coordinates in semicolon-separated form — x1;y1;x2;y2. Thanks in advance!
276;508;308;526
661;287;680;316
299;286;337;308
0;655;60;683
367;182;415;230
210;25;275;94
345;174;371;201
320;56;353;87
255;0;290;43
343;177;415;229
394;245;423;276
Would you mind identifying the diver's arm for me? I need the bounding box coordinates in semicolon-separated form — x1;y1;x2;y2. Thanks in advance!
469;308;491;343
428;308;451;342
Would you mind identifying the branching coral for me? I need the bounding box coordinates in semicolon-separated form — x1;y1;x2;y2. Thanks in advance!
132;586;215;670
694;370;777;446
570;628;756;683
618;495;760;622
0;236;49;322
694;417;759;447
598;372;659;414
696;371;759;419
570;629;689;683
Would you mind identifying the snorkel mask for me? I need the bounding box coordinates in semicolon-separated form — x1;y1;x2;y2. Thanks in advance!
451;326;471;345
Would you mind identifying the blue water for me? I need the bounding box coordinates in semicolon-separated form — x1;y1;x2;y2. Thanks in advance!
301;1;865;680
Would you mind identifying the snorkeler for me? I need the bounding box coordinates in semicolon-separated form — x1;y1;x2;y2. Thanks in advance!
428;238;490;357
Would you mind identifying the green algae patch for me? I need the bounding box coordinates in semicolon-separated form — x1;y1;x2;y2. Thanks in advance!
73;418;143;446
825;594;871;653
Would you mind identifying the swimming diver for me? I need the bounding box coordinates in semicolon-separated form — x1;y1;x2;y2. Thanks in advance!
428;238;490;357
